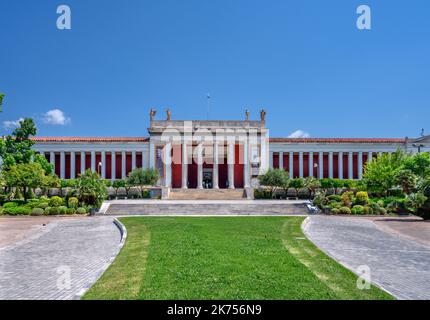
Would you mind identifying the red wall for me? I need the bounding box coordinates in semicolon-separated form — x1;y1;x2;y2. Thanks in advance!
273;153;279;169
172;145;182;188
234;144;244;188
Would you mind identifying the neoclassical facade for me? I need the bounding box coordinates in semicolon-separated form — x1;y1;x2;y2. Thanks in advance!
31;111;430;189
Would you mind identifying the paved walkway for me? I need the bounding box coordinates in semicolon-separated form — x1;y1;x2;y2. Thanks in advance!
0;217;122;300
304;216;430;300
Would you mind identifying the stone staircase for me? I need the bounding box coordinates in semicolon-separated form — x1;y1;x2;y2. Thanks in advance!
103;200;310;216
169;188;245;200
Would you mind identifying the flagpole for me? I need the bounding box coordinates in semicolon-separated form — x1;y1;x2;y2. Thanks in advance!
207;93;210;120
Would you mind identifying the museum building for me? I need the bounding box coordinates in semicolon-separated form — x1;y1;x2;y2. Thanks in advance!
31;110;429;189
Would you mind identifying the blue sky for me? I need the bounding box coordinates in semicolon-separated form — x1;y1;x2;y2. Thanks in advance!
0;0;429;138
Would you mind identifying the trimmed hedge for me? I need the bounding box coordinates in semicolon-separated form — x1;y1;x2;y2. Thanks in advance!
76;207;87;214
49;196;63;207
31;208;44;216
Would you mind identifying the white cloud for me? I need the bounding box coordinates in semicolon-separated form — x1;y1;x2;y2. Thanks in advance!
3;118;24;129
43;109;70;125
288;129;310;138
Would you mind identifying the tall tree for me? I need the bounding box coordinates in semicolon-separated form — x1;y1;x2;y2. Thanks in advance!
0;93;4;112
0;118;37;168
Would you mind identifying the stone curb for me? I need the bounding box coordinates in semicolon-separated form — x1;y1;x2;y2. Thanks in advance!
301;216;398;300
74;218;127;300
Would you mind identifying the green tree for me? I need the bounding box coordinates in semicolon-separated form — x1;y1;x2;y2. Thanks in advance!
75;169;107;208
403;152;430;178
395;169;418;194
0;118;37;168
112;179;126;198
289;178;304;198
42;174;60;196
363;153;402;196
405;192;428;213
126;168;159;198
303;177;321;198
259;169;289;198
3;162;45;202
0;93;4;112
34;153;54;175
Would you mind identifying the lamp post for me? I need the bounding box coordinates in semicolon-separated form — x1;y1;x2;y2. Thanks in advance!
314;163;318;179
97;161;102;176
412;143;425;153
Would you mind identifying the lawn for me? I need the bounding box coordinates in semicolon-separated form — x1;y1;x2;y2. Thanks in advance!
83;217;392;300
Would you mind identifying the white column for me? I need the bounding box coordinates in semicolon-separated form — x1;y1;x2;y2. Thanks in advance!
70;151;76;179
338;152;343;179
111;152;116;180
132;151;136;170
165;143;172;187
149;141;155;169
318;152;324;179
367;151;373;163
213;142;219;189
182;142;188;189
60;151;65;179
101;151;106;179
348;152;354;179
121;151;126;178
328;152;334;179
244;141;250;188
197;143;203;189
91;151;96;172
81;151;86;174
299;152;304;178
358;152;363;179
228;141;235;189
269;151;274;169
50;151;55;170
308;152;314;177
289;152;294;178
279;151;284;170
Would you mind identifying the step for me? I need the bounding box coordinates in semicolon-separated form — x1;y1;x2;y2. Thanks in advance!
169;188;245;200
103;200;310;216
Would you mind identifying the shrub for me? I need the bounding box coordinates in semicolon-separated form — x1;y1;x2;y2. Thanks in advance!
58;206;68;215
76;207;87;214
312;191;328;208
3;202;19;209
341;191;354;207
369;202;381;213
49;196;63;207
331;208;340;214
4;206;32;215
31;208;44;216
327;195;342;202
254;189;272;199
66;208;76;215
328;201;342;209
26;199;40;209
68;197;79;209
379;208;387;215
141;189;151;199
48;206;59;215
355;191;369;205
339;207;351;215
37;202;49;209
363;206;373;215
351;205;365;215
44;207;51;215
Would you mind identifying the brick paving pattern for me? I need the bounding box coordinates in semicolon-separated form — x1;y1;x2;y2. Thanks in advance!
0;217;121;300
304;216;430;300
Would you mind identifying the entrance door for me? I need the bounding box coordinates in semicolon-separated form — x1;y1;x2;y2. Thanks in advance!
203;168;213;189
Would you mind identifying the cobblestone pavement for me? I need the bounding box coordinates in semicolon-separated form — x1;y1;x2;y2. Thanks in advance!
0;217;122;300
304;216;430;300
